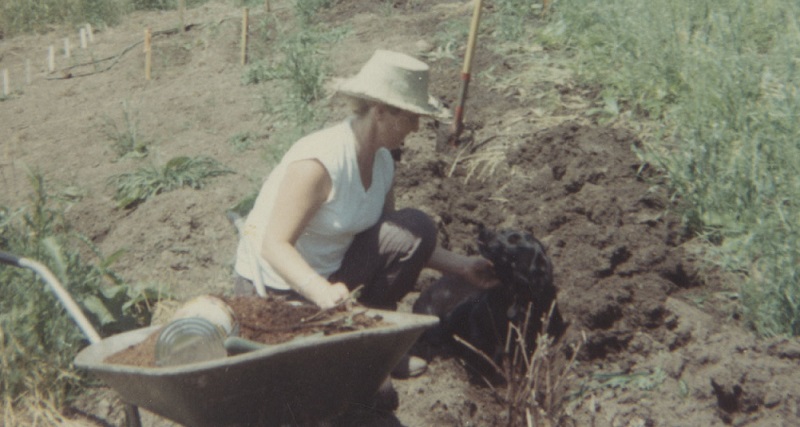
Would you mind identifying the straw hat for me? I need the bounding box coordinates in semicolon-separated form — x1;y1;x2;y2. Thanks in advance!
337;50;450;119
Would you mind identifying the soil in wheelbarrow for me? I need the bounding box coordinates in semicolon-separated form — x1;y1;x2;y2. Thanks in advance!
105;295;388;368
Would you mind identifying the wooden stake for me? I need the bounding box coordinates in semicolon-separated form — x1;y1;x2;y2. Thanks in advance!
179;0;186;31
80;28;87;49
2;69;9;97
64;38;71;58
86;24;94;43
265;0;271;13
48;46;55;73
144;28;152;80
241;8;249;66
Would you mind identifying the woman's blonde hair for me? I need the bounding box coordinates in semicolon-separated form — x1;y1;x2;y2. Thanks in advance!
344;95;377;117
344;95;408;117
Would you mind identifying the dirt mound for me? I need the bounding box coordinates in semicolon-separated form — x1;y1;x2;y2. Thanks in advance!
399;121;689;354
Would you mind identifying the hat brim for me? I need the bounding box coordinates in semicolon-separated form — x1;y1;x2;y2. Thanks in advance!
338;86;452;121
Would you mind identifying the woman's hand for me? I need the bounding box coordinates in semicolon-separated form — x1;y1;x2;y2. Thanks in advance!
428;248;499;290
461;256;499;290
308;282;351;310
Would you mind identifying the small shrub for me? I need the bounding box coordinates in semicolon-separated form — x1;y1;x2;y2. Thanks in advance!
130;0;209;11
109;156;233;208
294;0;333;25
242;60;286;85
228;131;257;152
491;0;542;41
0;172;161;413
102;101;149;159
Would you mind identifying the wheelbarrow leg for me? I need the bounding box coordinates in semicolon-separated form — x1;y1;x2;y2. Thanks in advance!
124;404;142;427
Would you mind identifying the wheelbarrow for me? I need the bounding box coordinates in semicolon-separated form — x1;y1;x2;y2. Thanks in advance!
0;251;439;427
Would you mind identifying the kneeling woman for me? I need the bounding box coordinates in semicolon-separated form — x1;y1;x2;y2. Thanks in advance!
234;50;498;356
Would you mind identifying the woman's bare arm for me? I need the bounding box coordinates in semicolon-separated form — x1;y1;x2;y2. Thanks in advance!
260;159;349;308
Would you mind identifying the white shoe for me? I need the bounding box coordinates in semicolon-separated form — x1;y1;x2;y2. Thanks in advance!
391;354;427;378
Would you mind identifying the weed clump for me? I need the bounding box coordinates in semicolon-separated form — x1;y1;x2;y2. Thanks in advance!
109;156;233;208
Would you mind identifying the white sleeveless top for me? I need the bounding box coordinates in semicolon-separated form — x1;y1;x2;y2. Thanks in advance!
234;118;394;290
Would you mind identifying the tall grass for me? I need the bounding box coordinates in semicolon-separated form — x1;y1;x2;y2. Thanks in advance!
102;100;150;159
541;0;800;336
1;173;160;418
0;0;126;36
0;0;211;36
242;14;344;173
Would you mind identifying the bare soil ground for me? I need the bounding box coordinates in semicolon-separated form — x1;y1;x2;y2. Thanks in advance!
2;1;800;426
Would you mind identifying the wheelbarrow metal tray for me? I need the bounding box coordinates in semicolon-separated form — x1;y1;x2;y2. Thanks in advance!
74;309;438;427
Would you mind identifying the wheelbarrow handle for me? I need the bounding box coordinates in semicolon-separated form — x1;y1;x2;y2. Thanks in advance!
0;250;102;344
1;251;143;427
0;251;22;267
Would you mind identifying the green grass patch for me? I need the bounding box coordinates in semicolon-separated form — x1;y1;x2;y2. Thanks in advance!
293;0;333;25
109;155;233;208
542;0;800;336
0;0;126;36
0;0;212;36
228;131;258;152
131;0;209;11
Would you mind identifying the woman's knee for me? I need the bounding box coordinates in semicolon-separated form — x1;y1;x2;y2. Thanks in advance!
386;208;437;258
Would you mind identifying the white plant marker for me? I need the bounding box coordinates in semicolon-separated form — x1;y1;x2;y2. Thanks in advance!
25;59;31;85
64;38;71;58
86;24;94;43
3;68;11;96
48;46;55;73
80;28;87;49
2;69;9;97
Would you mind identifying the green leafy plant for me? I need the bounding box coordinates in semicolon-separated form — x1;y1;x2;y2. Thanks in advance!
131;0;209;11
0;172;162;414
294;0;333;25
109;156;233;208
491;0;543;41
228;131;258;152
251;26;343;160
102;100;150;159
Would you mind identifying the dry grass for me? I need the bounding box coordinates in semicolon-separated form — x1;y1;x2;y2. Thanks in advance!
455;303;584;427
447;139;507;184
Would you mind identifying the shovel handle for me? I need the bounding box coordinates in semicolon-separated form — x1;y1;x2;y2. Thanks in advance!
452;0;483;143
462;0;483;76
